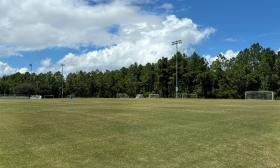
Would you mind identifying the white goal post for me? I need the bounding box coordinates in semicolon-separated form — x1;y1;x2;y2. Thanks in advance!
116;93;129;98
149;94;160;98
30;95;42;100
180;93;198;99
44;95;54;99
245;91;275;100
135;94;144;99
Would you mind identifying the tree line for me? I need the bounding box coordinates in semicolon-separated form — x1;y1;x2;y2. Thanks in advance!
0;43;280;99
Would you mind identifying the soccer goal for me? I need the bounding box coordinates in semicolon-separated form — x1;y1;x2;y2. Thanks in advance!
149;94;160;98
245;91;275;100
30;95;42;100
135;94;144;99
116;93;129;98
180;93;198;99
44;95;54;99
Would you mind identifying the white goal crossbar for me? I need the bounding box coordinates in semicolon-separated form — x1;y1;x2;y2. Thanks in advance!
245;91;275;100
135;94;144;99
180;93;198;99
116;93;129;98
149;94;160;98
30;95;42;100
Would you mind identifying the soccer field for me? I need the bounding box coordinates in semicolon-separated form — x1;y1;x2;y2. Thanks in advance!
0;99;280;168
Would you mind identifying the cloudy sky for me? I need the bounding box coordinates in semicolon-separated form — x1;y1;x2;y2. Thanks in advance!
0;0;279;75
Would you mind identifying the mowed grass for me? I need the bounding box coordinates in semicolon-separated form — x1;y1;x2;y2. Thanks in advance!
0;99;280;168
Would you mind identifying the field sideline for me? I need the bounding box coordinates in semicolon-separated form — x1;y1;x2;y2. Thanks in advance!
0;99;280;168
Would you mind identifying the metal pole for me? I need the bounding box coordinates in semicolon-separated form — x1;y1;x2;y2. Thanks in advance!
29;64;34;96
172;40;182;99
29;64;32;73
176;44;178;99
61;64;65;98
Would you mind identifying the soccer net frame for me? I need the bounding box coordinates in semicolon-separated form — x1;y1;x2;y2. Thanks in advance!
135;94;144;99
116;93;129;98
43;95;54;99
245;91;275;100
180;93;198;99
30;95;42;100
149;94;160;98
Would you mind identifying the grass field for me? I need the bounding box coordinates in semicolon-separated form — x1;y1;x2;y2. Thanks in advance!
0;99;280;168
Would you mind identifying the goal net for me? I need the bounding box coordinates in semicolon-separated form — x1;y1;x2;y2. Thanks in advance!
245;91;275;100
135;94;144;99
149;94;160;98
116;93;129;98
180;93;198;99
44;95;54;99
30;95;42;100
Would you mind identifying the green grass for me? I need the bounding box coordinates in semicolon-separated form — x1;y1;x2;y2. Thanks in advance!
0;99;280;168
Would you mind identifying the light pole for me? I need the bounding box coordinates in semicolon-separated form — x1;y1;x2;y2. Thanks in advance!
29;63;35;95
172;40;182;98
29;64;32;73
61;64;65;98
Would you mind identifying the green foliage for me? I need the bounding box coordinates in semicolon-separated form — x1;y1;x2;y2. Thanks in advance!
0;43;279;98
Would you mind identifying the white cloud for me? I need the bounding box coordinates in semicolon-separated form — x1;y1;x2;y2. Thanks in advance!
0;0;160;55
41;58;52;67
158;3;174;11
204;50;239;64
18;68;29;74
0;61;27;76
225;38;238;42
38;58;56;73
1;0;215;74
0;45;17;57
56;15;215;73
0;62;15;76
222;50;239;60
204;55;218;64
276;49;280;54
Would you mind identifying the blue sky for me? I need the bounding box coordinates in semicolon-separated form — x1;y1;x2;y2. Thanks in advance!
171;0;280;53
0;0;279;75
